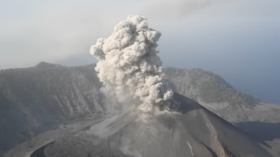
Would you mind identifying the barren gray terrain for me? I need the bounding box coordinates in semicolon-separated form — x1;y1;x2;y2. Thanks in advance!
12;94;280;157
1;63;280;156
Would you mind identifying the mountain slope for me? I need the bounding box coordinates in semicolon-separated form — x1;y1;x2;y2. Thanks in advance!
164;67;259;108
164;67;280;123
1;63;280;156
0;63;104;156
42;93;276;157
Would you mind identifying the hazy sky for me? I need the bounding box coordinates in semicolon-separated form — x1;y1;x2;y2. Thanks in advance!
0;0;279;103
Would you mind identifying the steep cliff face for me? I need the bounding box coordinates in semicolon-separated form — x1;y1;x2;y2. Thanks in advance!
0;62;104;155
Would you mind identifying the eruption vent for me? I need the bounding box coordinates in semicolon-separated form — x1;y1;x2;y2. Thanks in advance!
90;15;176;112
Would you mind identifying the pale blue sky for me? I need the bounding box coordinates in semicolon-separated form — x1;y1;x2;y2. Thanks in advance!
0;0;279;103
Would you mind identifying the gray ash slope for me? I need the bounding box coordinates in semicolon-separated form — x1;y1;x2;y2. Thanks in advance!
43;93;274;157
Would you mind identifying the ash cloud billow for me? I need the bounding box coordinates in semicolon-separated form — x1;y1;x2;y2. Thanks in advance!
90;15;178;112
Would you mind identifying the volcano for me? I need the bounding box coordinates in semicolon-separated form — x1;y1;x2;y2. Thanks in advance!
30;15;276;157
40;93;275;157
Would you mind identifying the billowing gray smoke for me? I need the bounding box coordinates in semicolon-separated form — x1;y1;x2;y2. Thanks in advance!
90;15;177;112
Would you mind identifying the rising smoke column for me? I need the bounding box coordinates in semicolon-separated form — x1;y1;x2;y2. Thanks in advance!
90;15;177;112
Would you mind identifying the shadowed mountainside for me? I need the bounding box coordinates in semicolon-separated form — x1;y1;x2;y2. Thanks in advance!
0;62;104;156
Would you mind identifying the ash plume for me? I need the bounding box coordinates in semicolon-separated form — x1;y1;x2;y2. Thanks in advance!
90;15;178;112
